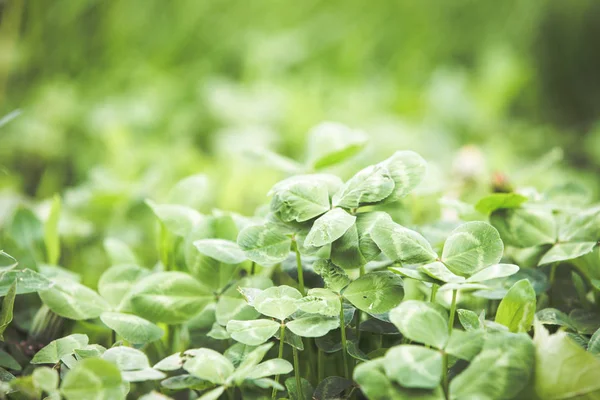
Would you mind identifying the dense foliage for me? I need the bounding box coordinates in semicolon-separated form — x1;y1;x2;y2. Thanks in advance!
0;124;600;399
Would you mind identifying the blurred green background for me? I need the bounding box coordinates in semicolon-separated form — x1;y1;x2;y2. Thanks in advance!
1;0;600;282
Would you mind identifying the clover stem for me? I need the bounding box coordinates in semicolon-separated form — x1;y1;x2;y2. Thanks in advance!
355;265;366;340
549;262;559;306
110;330;116;347
430;284;439;303
250;261;256;275
339;298;350;380
227;388;235;400
272;323;286;400
294;243;305;294
293;346;304;400
318;348;325;382
443;289;458;398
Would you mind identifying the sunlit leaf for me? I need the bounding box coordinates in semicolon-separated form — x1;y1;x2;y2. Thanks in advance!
100;312;164;344
32;334;89;364
183;349;234;384
384;345;442;389
441;221;503;277
253;285;302;320
305;208;356;247
287;314;339;337
237;224;292;265
495;279;536;333
193;239;247;264
343;271;404;313
389;301;448;349
307;122;368;170
60;358;128;400
226;319;280;345
371;217;438;265
490;208;556;248
538;242;597;266
39;280;110;320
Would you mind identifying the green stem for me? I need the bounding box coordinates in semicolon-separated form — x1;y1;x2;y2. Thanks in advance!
318;348;325;382
549;263;559;306
339;298;350;380
430;284;439;303
294;244;305;294
293;347;304;400
355;265;366;341
443;289;458;398
448;290;457;334
272;323;286;400
227;387;235;400
111;330;116;347
250;261;256;275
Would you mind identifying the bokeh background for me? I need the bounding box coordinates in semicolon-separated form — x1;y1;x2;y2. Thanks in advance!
1;0;600;283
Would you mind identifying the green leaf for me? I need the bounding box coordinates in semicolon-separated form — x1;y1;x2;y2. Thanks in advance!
333;164;395;209
0;281;16;340
129;271;213;324
197;386;225;400
384;345;442;389
286;377;315;400
457;309;482;331
226;319;280;345
74;344;106;360
305;208;356;247
247;359;293;379
229;343;273;383
100;312;164;344
371;217;438;264
103;346;165;382
389;300;448;349
559;206;600;242
39;280;110;320
0;268;52;296
0;349;20;371
296;288;340;317
588;328;600;355
474;193;527;215
103;238;138;265
490;208;556;248
31;334;89;364
253;285;302;320
185;214;240;289
466;263;519;283
97;264;148;311
535;308;577;331
32;367;58;393
153;353;184;372
60;358;128;400
342;271;404;314
139;391;174;400
388;266;439;284
533;320;600;399
538;242;597;266
438;282;489;292
146;200;202;237
313;376;353;400
450;332;535;400
313;259;350;292
418;262;464;283
306;122;367;169
44;195;61;265
193;239;247;264
183;348;234;384
216;276;272;326
380;151;427;200
237;224;292;265
330;212;387;269
287;314;339;337
495;279;536;333
354;359;444;400
444;330;484;361
269;175;332;223
441;221;504;277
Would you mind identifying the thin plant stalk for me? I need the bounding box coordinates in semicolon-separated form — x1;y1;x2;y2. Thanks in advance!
293;346;304;400
355;264;366;340
318;348;325;382
430;284;439;303
443;289;458;397
294;244;305;294
339;299;350;379
272;323;286;400
250;261;256;275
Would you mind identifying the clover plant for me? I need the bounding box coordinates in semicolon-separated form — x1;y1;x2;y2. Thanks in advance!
1;124;600;399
